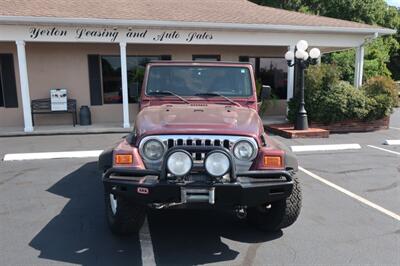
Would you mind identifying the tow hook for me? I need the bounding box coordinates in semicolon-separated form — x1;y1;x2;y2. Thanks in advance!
151;202;183;209
235;206;247;219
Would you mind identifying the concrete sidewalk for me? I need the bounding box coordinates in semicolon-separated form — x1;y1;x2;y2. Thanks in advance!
0;123;131;137
1;108;397;137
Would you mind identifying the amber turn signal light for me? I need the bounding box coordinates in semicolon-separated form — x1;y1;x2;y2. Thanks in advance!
263;156;282;168
115;154;133;164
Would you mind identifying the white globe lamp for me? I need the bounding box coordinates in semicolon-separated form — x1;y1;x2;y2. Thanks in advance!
296;40;309;51
309;48;321;59
285;51;295;61
295;50;307;60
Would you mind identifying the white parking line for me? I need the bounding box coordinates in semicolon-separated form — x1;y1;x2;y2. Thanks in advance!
390;126;400;130
367;145;400;156
299;166;400;221
3;150;103;161
139;218;156;265
383;140;400;145
291;144;361;152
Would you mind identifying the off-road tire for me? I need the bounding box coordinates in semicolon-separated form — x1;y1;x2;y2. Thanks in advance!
247;175;302;231
105;192;146;235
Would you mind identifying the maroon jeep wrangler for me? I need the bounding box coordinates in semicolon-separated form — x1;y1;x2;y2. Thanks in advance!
98;61;301;235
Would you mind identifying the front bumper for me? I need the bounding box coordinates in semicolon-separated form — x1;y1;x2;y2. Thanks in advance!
103;167;294;207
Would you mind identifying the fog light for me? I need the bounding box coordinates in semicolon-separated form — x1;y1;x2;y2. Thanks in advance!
167;151;192;176
205;151;230;177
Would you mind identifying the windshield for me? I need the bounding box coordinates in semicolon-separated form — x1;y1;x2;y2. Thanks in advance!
146;66;253;97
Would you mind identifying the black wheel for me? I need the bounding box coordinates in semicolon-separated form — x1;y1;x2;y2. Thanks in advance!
247;175;302;231
105;191;146;235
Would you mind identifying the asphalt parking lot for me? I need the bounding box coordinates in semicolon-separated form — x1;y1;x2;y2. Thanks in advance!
0;109;399;266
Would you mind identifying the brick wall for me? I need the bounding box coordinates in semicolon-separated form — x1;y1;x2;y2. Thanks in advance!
311;116;390;133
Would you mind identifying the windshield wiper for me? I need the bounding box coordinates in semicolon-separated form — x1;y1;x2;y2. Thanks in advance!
148;90;190;104
194;92;241;107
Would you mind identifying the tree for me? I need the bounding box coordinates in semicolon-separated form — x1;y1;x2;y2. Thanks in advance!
251;0;400;80
325;37;395;82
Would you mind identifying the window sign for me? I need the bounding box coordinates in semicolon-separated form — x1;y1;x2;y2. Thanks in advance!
50;88;67;111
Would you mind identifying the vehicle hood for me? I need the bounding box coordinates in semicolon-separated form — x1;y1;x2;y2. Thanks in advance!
135;104;264;140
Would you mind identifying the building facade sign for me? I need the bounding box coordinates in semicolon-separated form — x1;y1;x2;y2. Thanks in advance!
28;26;214;43
0;24;365;47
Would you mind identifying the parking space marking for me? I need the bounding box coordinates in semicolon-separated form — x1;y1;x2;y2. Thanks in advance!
383;140;400;145
291;144;361;152
3;150;103;161
139;218;156;266
367;145;400;156
299;166;400;222
390;126;400;130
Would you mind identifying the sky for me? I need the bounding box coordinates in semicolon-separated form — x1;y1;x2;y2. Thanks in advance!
386;0;400;7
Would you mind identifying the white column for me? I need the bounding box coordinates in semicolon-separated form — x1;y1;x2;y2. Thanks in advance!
287;45;295;101
354;47;360;88
119;42;130;128
354;45;365;88
358;45;364;88
16;40;33;132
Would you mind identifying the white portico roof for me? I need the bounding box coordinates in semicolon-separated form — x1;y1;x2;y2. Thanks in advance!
0;0;395;35
0;0;395;49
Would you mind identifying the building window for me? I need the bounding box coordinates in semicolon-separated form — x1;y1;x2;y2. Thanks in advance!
0;54;18;108
0;65;4;107
101;55;165;104
244;57;288;100
192;55;221;61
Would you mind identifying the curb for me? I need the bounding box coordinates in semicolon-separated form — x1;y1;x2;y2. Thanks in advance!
0;129;131;138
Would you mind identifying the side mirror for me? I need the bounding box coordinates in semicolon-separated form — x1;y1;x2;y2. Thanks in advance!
259;85;271;101
126;132;137;144
129;84;140;99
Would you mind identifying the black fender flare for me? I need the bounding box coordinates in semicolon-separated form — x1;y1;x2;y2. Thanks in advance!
98;148;114;173
266;137;298;172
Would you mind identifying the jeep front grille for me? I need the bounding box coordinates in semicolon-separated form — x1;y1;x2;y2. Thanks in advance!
165;137;232;161
139;135;258;170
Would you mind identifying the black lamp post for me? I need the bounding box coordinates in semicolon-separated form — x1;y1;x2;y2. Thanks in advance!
285;40;321;130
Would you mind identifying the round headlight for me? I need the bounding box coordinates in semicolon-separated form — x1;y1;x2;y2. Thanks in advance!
167;151;192;176
143;139;165;160
205;151;230;177
233;140;255;160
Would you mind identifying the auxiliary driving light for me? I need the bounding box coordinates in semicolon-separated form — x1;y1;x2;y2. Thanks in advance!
167;151;193;177
205;151;230;177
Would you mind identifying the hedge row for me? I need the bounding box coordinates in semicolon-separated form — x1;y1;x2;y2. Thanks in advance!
287;64;398;124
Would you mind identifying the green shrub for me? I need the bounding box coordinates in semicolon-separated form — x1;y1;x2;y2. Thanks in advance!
289;80;371;124
288;64;340;123
362;76;398;119
305;64;340;93
288;66;397;124
289;64;338;122
315;81;371;123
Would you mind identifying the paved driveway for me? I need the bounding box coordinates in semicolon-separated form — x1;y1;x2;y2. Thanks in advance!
0;109;399;265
